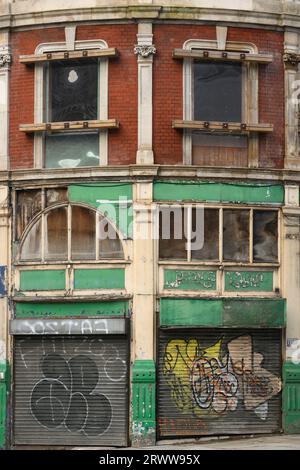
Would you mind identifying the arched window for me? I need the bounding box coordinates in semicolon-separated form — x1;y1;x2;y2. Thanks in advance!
20;204;124;262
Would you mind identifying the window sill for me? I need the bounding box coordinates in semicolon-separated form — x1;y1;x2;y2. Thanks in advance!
19;48;118;64
20;119;119;134
172;120;273;133
173;48;273;64
158;261;280;267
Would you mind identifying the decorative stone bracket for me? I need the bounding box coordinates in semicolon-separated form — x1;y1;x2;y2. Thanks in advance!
134;45;156;58
0;54;11;68
283;52;300;69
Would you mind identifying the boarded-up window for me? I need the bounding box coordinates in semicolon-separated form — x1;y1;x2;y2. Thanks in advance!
223;209;250;262
45;207;68;260
192;60;246;167
253;211;278;262
71;206;96;260
192;208;219;260
192;133;248;167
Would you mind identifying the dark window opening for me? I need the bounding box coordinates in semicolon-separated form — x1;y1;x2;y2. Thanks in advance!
47;59;98;122
193;60;242;122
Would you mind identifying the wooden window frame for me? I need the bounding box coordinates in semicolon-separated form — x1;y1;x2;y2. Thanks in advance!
158;203;280;267
17;202;125;264
180;39;267;167
21;40;113;168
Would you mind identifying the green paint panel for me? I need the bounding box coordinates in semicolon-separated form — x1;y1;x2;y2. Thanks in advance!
0;362;8;449
160;298;223;327
15;301;129;318
225;271;273;292
154;181;284;205
222;298;286;327
74;269;125;290
20;270;66;291
69;183;133;238
132;360;156;446
283;362;300;434
160;298;286;328
164;270;216;291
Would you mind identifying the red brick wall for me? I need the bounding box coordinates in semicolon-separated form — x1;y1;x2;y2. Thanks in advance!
9;24;138;169
153;25;284;169
10;23;284;170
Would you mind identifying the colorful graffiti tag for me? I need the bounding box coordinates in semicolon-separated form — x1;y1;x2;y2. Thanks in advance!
163;335;281;420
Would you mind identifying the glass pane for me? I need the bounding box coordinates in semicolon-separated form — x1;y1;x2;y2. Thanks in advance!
159;207;187;260
45;132;99;169
16;190;42;241
253;211;278;262
20;219;42;261
192;132;248;167
98;216;123;259
45;207;68;260
46;188;68;207
71;206;96;260
194;60;242;122
49;59;98;122
192;208;219;260
223;209;250;262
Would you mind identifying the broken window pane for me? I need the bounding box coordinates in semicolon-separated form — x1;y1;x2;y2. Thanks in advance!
159;207;187;260
16;190;42;241
223;209;250;262
71;206;96;260
48;59;98;122
20;219;42;261
46;188;68;207
45;132;99;169
194;60;242;122
45;207;68;260
253;210;278;262
192;132;248;167
98;217;124;259
192;208;219;260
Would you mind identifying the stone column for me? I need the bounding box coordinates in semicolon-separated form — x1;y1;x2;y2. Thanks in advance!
284;31;300;169
135;23;156;165
131;180;156;446
282;185;300;358
0;185;10;449
0;31;11;171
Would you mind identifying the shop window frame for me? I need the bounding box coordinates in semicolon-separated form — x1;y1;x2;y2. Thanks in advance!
158;204;281;267
16;202;125;265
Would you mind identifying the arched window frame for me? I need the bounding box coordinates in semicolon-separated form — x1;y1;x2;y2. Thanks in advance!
18;202;125;264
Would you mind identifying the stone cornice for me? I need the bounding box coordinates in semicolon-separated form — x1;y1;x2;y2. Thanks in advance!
1;4;300;31
5;165;300;187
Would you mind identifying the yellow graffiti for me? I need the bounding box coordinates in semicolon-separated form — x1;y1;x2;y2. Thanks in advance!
163;335;282;420
163;339;222;415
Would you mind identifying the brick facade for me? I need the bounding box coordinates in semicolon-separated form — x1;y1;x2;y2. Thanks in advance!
9;23;284;169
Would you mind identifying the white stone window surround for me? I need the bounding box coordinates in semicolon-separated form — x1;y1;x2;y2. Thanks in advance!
34;39;109;168
182;39;259;166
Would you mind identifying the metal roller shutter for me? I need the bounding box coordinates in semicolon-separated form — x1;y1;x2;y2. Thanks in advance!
158;329;282;438
14;335;129;446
